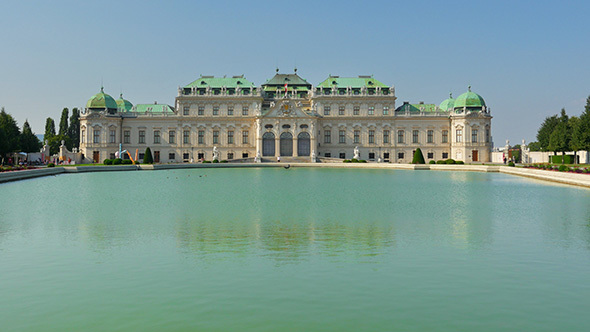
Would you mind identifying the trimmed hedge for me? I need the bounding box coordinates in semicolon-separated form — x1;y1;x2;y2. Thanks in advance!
343;159;367;163
103;159;113;165
445;159;456;164
429;160;436;164
48;163;55;167
122;159;133;165
144;147;153;164
550;155;575;164
558;165;569;172
508;161;515;167
411;148;426;164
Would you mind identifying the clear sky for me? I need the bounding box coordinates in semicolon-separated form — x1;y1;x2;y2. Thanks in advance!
1;0;589;146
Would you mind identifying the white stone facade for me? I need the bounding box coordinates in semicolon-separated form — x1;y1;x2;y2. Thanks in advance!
80;73;493;163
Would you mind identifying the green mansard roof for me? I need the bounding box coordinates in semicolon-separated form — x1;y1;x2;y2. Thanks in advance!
263;73;311;87
317;76;388;88
395;103;437;113
132;103;175;113
184;76;256;89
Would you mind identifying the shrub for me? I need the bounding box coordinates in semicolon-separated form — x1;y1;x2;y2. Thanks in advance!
220;160;228;163
113;158;123;165
411;148;426;164
351;158;359;163
360;159;367;163
103;159;113;165
122;159;133;165
445;159;456;164
429;160;436;164
456;160;464;164
508;161;515;167
48;163;55;167
212;159;219;163
144;147;154;164
436;160;445;164
550;155;575;164
558;165;569;172
203;160;211;163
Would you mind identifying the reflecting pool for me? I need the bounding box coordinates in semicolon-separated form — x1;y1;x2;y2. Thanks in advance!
1;168;590;331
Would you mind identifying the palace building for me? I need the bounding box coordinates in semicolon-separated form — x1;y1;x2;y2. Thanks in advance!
79;69;493;163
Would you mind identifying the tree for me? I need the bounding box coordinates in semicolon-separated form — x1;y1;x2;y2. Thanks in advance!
0;107;21;155
536;114;559;152
411;148;425;164
20;120;42;153
569;116;582;163
59;108;69;136
527;141;541;151
548;108;570;161
68;108;80;149
44;117;59;155
576;95;590;152
143;147;153;164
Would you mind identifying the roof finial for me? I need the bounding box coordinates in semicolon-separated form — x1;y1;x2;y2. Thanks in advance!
294;67;297;73
450;92;453;98
468;85;471;92
276;67;279;73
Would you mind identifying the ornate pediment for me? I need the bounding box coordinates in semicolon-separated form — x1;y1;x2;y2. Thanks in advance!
263;99;314;118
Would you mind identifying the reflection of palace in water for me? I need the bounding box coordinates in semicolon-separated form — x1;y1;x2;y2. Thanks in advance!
80;69;493;163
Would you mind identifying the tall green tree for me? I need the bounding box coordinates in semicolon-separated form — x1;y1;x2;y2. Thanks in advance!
569;116;582;163
536;114;559;152
44;117;60;155
68;108;80;149
411;148;425;164
59;108;69;136
576;95;590;152
548;108;570;161
143;147;153;164
0;124;8;163
20;120;42;153
0;107;21;155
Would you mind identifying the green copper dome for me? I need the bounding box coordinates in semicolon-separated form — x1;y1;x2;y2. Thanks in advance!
116;93;133;112
453;86;486;109
86;87;118;111
438;93;455;112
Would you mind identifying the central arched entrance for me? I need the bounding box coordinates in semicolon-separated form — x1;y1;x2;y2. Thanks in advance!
280;132;293;156
262;132;275;156
297;132;310;156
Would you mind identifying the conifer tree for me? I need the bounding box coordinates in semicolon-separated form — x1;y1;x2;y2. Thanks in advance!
411;148;426;164
537;114;559;152
143;147;153;164
20;120;42;153
548;108;570;161
68;108;80;149
0;107;21;154
58;108;69;136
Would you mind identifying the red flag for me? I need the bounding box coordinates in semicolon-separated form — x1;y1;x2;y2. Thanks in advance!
284;83;288;93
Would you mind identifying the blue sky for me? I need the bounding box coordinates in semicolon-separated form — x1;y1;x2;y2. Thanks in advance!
1;0;589;145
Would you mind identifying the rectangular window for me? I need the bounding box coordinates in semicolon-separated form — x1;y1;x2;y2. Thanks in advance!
442;152;449;159
110;153;115;159
183;106;189;115
339;152;345;159
242;106;248;116
427;130;434;143
472;129;478;143
427;152;434;159
228;131;234;144
383;106;389;115
139;153;145;160
183;130;190;144
227;152;234;160
198;106;204;116
324;106;330;115
242;152;248;158
169;153;175;160
183;153;189;160
213;130;219;144
109;130;116;143
369;152;375;160
81;130;85;143
368;106;375;115
412;130;419;143
228;106;234;116
324;130;331;144
124;130;130;144
353;106;360;115
325;152;331;158
213;106;219;116
398;152;404;159
169;131;175;144
397;130;404;144
383;152;390;160
456;129;463;143
154;151;160;163
197;152;204;160
198;130;205;144
154;130;160;144
354;130;360;144
383;130;390;144
442;130;448;143
486;128;490;143
242;130;249;144
339;106;345;115
339;130;346;144
139;130;145;144
369;130;375;144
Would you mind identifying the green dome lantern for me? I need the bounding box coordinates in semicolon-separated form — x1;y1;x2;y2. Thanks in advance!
453;86;486;110
116;93;133;112
438;93;455;112
86;87;118;113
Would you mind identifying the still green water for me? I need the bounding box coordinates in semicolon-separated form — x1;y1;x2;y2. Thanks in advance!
1;168;590;331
